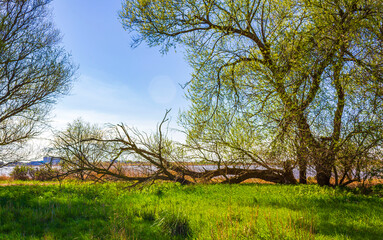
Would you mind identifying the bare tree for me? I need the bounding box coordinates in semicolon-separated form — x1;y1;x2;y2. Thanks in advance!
50;112;192;184
0;0;75;166
51;119;111;181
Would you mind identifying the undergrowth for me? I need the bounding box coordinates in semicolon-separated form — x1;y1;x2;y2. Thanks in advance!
0;182;382;239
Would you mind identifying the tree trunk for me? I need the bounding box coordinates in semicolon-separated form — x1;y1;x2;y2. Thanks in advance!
316;165;331;186
297;145;308;184
221;169;297;184
299;162;307;184
315;151;334;186
296;118;312;184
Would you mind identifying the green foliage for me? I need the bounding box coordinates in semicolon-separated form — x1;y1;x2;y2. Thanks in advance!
0;182;382;239
155;211;192;238
32;166;59;181
9;166;33;181
10;165;58;181
120;0;383;186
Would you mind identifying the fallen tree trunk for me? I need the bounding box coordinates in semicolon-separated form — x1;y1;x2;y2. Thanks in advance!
220;169;297;184
52;111;298;186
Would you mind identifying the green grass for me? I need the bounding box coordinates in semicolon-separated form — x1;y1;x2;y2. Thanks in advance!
0;182;382;239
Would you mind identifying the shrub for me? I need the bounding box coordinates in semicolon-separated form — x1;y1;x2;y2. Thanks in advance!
33;166;59;181
10;165;33;180
371;184;383;197
10;165;59;181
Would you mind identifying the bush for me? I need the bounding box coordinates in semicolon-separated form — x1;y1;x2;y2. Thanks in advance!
10;165;33;180
10;165;59;181
371;184;383;197
33;166;59;181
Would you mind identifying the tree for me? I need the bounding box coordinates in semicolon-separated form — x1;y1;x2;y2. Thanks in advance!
121;0;383;185
51;119;111;181
0;0;75;166
52;111;295;186
51;113;195;185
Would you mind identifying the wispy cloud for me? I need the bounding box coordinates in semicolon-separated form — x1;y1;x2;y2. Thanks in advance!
50;74;186;141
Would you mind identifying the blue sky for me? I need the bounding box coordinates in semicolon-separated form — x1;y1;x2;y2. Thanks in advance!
49;0;191;137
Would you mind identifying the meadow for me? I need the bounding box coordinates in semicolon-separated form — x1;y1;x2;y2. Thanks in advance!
0;181;382;240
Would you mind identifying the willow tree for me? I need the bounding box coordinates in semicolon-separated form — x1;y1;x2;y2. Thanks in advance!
0;0;76;165
121;0;383;186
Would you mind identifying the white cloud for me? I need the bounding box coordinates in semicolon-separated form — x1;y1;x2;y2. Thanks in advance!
42;73;187;144
51;108;159;131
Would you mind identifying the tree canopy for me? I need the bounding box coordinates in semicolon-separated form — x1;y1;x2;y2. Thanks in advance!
120;0;383;186
0;0;76;164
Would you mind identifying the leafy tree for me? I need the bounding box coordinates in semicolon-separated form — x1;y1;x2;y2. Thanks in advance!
121;0;383;185
0;0;76;166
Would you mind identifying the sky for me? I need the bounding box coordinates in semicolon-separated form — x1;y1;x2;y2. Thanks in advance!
48;0;192;140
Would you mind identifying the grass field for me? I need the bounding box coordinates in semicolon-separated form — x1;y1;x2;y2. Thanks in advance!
0;181;382;240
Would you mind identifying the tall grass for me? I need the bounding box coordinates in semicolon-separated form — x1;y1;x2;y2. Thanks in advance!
0;182;382;239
